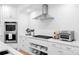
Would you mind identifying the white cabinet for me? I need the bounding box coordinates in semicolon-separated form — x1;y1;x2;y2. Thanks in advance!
24;37;48;47
18;36;30;52
25;37;48;55
48;42;64;55
18;36;79;55
48;42;79;55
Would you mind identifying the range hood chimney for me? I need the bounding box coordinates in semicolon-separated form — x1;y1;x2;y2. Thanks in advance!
34;4;54;20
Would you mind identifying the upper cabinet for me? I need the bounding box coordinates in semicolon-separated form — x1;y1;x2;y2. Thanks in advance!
1;5;17;21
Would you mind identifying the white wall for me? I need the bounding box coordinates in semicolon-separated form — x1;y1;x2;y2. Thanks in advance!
0;4;30;49
17;11;30;42
29;4;79;41
1;4;79;42
0;5;30;42
0;5;17;42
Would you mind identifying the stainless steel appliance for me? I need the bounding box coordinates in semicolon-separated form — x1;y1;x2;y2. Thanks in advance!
59;31;74;42
33;35;52;39
33;4;54;20
4;22;17;43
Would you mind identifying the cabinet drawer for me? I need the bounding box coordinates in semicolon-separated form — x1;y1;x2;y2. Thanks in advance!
48;46;72;55
51;42;79;53
57;50;74;55
49;45;75;55
59;44;79;52
51;42;63;49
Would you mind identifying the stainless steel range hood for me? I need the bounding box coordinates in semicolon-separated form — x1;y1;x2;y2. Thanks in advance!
34;4;54;20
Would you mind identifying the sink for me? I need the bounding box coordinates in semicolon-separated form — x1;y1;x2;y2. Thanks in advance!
33;35;53;39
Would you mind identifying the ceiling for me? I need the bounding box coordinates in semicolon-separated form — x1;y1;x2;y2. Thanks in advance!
8;4;42;14
0;4;63;14
14;4;60;14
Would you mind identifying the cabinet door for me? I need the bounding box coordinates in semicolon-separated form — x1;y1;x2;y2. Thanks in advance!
18;36;25;49
48;42;60;55
53;42;79;55
22;37;31;52
48;42;79;55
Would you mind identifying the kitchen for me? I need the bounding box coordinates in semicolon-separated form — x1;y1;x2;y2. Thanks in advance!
0;4;79;55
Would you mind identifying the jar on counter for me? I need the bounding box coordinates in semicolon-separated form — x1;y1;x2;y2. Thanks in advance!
53;32;59;39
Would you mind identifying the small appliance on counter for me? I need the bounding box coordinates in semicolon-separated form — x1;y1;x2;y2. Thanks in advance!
53;31;60;39
25;28;35;36
59;31;75;42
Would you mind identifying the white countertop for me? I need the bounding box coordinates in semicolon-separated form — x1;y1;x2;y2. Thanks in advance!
26;36;79;48
0;41;22;55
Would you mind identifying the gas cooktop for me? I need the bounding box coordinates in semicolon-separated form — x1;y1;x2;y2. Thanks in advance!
33;35;53;39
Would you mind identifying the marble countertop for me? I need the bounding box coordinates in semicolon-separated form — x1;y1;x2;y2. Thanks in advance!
25;36;79;48
0;41;22;55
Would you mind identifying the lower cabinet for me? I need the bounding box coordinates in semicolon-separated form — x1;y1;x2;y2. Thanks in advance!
19;38;30;52
20;36;79;55
48;47;73;55
26;37;48;55
48;43;63;55
48;42;79;55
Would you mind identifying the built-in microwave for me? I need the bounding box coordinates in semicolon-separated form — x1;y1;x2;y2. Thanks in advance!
5;22;16;31
59;31;74;42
